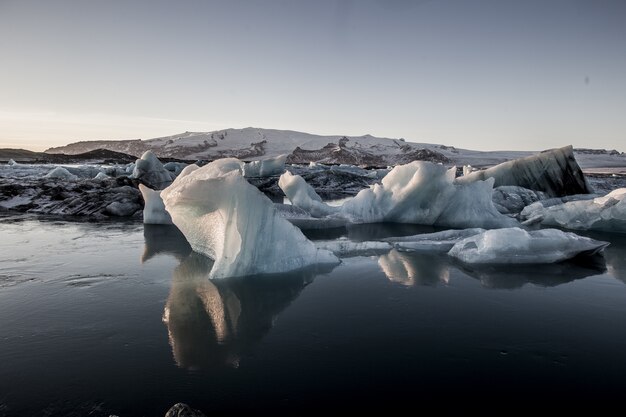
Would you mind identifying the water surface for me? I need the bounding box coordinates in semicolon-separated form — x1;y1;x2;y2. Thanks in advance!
1;218;626;415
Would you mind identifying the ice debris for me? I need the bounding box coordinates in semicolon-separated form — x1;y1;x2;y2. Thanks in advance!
45;166;78;181
520;188;626;233
448;227;609;264
385;228;486;252
243;154;287;177
161;158;339;279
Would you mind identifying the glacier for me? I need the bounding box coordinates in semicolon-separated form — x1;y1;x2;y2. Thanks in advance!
161;158;339;279
521;188;626;233
448;227;609;264
280;161;518;229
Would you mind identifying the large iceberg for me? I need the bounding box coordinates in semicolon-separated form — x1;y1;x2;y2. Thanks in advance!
521;188;626;233
131;150;175;190
161;158;339;279
280;161;518;229
448;227;609;264
457;145;590;197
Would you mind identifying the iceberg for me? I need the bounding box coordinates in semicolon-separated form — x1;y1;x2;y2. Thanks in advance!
520;188;626;233
44;166;78;181
457;145;590;197
131;150;175;190
243;154;287;177
280;161;518;229
314;239;392;257
93;172;109;180
139;184;173;225
491;186;547;215
161;158;339;279
448;227;609;264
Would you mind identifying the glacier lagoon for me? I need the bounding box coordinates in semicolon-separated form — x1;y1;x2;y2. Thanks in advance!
2;218;626;414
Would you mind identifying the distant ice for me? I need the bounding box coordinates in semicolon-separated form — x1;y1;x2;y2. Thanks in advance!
45;166;78;181
448;227;609;264
385;228;485;252
131;150;175;190
243;154;287;177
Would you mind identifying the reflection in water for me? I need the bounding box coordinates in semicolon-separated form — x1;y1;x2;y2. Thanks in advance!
142;224;192;263
378;250;450;286
163;253;321;369
456;256;607;289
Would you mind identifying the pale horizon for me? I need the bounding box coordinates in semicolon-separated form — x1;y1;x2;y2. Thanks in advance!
1;0;625;153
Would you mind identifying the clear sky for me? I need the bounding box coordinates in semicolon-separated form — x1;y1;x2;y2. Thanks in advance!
1;0;625;152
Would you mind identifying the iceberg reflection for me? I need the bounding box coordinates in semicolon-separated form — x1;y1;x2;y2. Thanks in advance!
162;253;324;369
378;249;450;286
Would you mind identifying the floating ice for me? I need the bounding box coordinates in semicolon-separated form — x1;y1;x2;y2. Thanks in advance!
8;159;17;166
161;158;339;279
131;150;175;190
280;161;517;228
139;184;173;225
521;188;626;233
45;166;78;181
94;172;109;180
278;171;340;218
457;145;590;197
448;227;609;264
491;186;547;214
314;239;391;257
243;154;287;177
385;228;485;252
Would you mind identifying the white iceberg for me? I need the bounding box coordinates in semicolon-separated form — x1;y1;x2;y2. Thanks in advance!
161;158;339;279
448;227;609;264
139;184;173;225
8;159;17;166
521;188;626;233
385;228;485;252
94;172;109;180
243;154;287;177
280;161;517;229
45;166;78;181
131;150;175;190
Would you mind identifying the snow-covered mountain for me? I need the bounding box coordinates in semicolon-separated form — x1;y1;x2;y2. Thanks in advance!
44;127;625;169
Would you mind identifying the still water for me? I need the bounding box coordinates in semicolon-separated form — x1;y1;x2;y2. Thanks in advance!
1;218;626;415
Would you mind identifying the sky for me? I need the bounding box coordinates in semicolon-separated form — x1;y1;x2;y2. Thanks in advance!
0;0;625;152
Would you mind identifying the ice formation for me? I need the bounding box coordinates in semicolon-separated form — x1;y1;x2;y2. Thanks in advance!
161;158;339;279
94;172;109;180
139;184;173;225
280;161;518;229
45;166;78;181
243;154;287;177
7;159;17;166
278;171;340;218
457;145;590;197
385;228;485;252
491;186;547;214
521;188;626;233
131;150;175;190
448;227;609;264
314;239;392;257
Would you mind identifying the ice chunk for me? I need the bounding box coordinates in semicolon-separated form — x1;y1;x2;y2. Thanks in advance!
161;158;339;279
457;145;590;197
279;161;517;228
104;201;141;216
139;183;173;225
243;154;287;177
94;172;109;180
131;150;175;190
44;166;78;181
491;186;548;214
385;228;485;252
163;161;188;176
520;188;626;233
314;239;392;257
8;159;17;166
448;227;609;264
278;171;340;218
